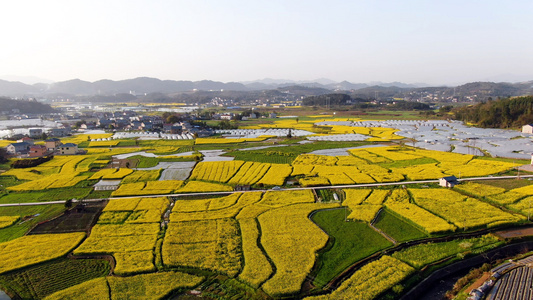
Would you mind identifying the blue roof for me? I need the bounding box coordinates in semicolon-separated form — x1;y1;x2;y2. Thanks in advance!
9;142;30;147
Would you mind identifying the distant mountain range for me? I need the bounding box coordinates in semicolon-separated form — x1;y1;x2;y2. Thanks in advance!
0;77;436;98
1;76;532;101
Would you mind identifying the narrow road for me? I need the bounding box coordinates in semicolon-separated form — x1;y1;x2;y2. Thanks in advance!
1;175;532;207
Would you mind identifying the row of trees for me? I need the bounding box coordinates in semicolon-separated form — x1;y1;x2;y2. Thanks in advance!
11;156;54;168
0;148;7;164
302;94;352;106
452;96;533;128
0;97;56;114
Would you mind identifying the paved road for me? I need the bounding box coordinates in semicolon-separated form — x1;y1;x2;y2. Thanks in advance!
1;175;532;207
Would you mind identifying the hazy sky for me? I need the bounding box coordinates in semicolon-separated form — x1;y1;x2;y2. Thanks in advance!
2;0;533;85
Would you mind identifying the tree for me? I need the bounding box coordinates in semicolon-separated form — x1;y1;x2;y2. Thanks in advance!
65;199;73;209
74;120;86;128
216;120;237;130
0;148;8;164
40;132;48;140
166;115;181;124
162;112;172;121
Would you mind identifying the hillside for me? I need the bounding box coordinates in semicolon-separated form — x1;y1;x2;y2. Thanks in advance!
452;95;533;128
0;98;56;114
0;77;533;104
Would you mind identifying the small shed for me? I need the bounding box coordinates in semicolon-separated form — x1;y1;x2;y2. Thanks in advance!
522;124;533;134
439;175;459;188
234;185;251;191
93;180;121;191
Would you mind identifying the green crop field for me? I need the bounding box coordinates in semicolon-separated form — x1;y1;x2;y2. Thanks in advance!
374;209;428;242
311;208;393;288
0;188;92;204
225;150;298;164
0;258;110;299
392;235;504;269
472;178;533;190
0;205;66;242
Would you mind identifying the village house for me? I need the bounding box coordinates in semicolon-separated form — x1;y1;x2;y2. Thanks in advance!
49;127;71;137
59;143;78;155
97;119;115;128
439;175;459;188
6;142;31;155
29;128;43;138
79;123;97;130
220;113;234;120
17;137;34;144
45;138;62;151
29;145;48;157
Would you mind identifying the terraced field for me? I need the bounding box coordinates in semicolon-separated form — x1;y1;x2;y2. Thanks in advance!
0;123;531;299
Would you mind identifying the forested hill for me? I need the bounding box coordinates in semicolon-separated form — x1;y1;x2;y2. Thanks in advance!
452;96;533;128
0;98;56;114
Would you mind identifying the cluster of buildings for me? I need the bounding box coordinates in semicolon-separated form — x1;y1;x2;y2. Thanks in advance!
71;111;201;135
82;111;165;131
404;90;461;103
27;127;71;138
205;96;302;108
5;137;80;158
212;111;277;121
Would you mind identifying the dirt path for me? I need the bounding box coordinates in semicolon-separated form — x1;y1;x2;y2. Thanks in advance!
465;272;491;294
370;208;397;245
369;223;397;245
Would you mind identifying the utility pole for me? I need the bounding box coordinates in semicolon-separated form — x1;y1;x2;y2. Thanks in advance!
344;206;347;222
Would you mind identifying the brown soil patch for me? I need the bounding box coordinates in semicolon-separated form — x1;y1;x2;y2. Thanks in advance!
465;272;491;294
495;226;533;239
518;164;533;172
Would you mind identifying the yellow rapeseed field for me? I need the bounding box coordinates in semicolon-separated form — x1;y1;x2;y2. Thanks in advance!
0;216;19;229
44;271;204;300
410;188;524;229
259;203;340;295
228;161;270;185
307;256;414;300
238;218;273;287
163;218;242;276
177;181;234;193
259;190;315;207
189;161;244;182
257;163;293;186
0;233;85;274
